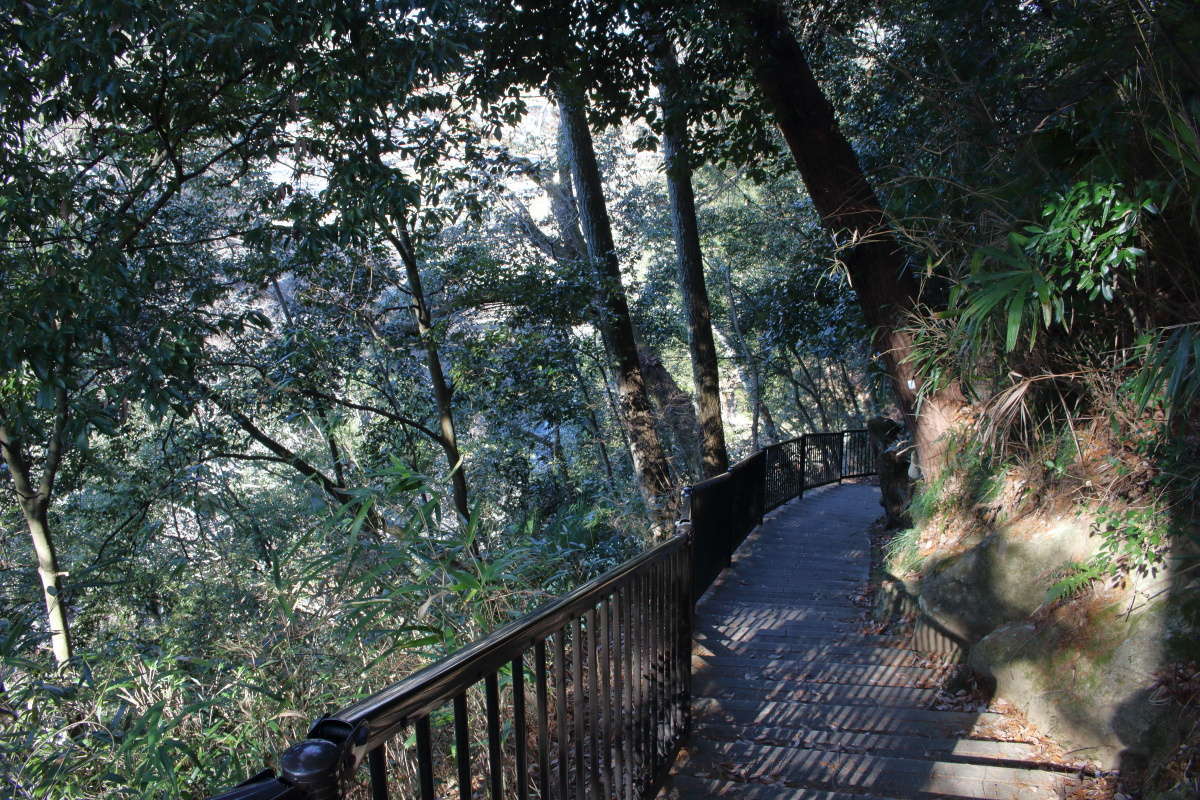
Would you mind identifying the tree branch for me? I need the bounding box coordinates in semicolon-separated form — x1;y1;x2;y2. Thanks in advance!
301;389;445;446
212;398;351;506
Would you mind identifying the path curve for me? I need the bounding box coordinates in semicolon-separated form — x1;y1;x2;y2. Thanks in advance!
661;483;1077;800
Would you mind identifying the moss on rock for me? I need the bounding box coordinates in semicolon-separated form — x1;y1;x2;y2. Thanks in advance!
968;598;1175;769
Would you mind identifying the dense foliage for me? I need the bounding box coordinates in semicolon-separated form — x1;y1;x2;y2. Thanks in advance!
2;0;1197;797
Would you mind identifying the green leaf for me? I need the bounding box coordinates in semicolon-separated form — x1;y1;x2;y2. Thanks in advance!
1004;297;1024;352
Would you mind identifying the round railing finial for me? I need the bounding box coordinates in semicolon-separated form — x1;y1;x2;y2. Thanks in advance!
280;738;343;799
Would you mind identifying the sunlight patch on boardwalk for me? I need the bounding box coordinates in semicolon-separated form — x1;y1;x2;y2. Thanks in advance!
660;483;1077;800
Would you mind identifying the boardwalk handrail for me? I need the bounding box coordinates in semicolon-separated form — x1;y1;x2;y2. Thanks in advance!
209;429;876;800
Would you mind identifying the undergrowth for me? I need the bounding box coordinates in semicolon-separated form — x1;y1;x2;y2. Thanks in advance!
0;468;645;799
882;526;923;576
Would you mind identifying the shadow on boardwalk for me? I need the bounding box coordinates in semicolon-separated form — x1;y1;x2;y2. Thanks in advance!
660;483;1078;800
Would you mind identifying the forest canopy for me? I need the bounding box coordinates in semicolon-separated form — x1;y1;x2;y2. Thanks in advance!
1;0;1198;797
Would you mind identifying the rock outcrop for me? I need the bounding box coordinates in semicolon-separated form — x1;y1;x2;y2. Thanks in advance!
893;507;1193;770
918;514;1096;642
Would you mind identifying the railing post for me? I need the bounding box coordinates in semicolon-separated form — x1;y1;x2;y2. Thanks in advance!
675;485;692;540
755;450;767;525
799;434;807;495
838;430;847;482
675;485;695;740
279;738;345;800
675;485;694;604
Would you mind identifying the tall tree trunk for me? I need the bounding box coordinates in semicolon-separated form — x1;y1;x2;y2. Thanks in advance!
383;223;473;534
734;0;964;476
838;360;865;424
550;123;589;260
554;78;677;532
638;345;703;479
760;393;779;443
650;34;730;479
23;503;71;666
507;127;640;490
593;349;634;465
722;266;775;448
1;398;72;667
512;121;704;481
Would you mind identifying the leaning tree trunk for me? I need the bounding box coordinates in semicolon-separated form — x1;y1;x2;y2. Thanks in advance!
1;410;72;668
554;78;677;533
23;501;71;667
651;34;730;479
509;115;685;488
384;223;473;535
734;0;964;477
839;360;866;424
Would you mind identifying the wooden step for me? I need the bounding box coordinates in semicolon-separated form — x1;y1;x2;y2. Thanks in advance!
692;657;946;688
689;722;1045;765
692;630;908;649
693;681;941;709
693;641;927;666
691;697;1007;740
696;621;867;641
672;739;1073;799
694;608;864;627
692;676;940;707
659;775;891;800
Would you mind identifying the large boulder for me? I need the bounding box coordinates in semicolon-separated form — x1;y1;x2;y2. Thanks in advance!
904;509;1193;770
968;596;1175;769
917;513;1096;642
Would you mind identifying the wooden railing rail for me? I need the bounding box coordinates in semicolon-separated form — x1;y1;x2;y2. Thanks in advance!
208;429;876;800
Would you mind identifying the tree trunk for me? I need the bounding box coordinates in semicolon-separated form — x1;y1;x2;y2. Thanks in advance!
550;124;589;260
734;0;964;476
595;349;634;464
722;266;776;448
651;34;730;479
514;120;705;482
383;223;473;534
24;502;71;666
551;424;571;489
554;78;677;532
1;410;72;667
760;394;779;443
781;369;818;431
638;345;703;479
839;360;865;424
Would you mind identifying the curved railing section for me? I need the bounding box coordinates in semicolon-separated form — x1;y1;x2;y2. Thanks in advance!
208;429;875;800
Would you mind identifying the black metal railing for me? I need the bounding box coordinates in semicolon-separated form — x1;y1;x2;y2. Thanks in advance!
209;429;875;800
843;428;875;479
687;429;873;600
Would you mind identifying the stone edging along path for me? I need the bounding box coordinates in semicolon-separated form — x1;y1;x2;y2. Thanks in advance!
659;483;1082;800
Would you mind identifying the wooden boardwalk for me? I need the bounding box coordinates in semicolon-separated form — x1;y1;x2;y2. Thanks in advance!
660;483;1077;800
